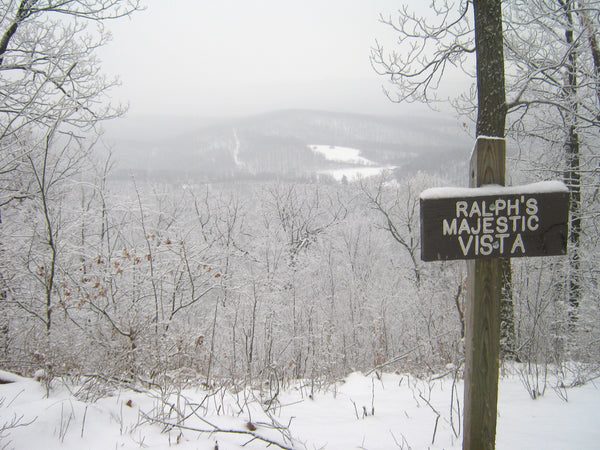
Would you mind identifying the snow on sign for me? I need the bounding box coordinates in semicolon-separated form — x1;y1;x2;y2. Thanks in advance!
420;181;569;261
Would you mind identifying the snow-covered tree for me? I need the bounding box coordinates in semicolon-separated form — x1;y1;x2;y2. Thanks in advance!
0;0;140;374
371;0;600;363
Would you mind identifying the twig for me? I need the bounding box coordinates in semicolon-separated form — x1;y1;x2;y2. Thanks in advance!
364;345;422;376
450;367;462;438
81;405;88;438
141;413;297;450
350;399;361;419
418;392;441;445
371;378;375;416
430;369;454;381
389;430;411;449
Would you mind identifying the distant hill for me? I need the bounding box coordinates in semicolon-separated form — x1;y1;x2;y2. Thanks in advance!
104;109;472;182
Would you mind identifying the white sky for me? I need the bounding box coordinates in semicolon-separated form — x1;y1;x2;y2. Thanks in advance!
99;0;437;118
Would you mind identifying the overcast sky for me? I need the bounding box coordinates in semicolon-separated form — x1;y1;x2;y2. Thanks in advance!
100;0;440;118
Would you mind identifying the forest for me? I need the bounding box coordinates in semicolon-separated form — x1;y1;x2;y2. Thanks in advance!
1;1;600;448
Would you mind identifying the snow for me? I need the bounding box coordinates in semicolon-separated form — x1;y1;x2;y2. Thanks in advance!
1;368;598;449
474;135;506;141
308;145;398;181
420;180;569;200
320;166;394;182
309;145;375;166
0;370;26;384
232;129;245;168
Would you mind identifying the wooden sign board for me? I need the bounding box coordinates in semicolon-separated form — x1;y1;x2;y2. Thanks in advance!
420;181;569;261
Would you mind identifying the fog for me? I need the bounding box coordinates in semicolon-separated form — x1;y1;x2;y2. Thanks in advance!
99;0;462;119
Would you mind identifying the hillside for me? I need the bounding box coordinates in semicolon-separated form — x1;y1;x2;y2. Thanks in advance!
105;109;472;182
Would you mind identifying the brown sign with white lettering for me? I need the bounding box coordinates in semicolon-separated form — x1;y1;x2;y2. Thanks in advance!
420;188;569;261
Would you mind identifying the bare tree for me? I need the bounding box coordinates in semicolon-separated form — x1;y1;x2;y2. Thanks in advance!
370;2;516;356
0;0;141;206
361;175;424;288
503;1;600;324
371;0;600;357
370;1;474;106
0;0;140;374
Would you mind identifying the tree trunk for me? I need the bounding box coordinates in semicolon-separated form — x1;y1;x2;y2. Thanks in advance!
474;0;506;137
562;0;581;323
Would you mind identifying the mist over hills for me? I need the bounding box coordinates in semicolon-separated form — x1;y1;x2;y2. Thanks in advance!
104;109;472;183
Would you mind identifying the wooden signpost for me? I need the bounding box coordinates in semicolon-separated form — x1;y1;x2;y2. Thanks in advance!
421;184;569;262
420;137;569;449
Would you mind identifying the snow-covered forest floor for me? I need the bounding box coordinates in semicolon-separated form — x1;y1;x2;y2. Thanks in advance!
4;1;600;449
1;365;599;449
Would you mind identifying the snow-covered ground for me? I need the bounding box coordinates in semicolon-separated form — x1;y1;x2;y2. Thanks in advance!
1;368;598;449
309;145;375;166
320;166;395;182
309;145;396;181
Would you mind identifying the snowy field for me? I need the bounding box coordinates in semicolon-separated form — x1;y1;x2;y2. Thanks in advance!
1;368;599;449
309;145;375;166
320;166;394;182
309;145;396;181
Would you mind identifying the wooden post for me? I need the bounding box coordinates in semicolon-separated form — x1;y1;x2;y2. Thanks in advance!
463;137;505;449
419;135;569;446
